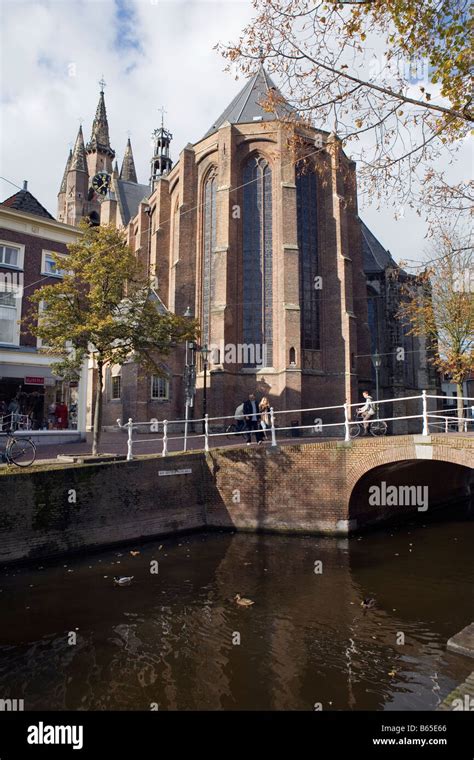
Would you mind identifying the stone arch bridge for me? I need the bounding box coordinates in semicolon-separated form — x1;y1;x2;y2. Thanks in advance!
204;433;474;533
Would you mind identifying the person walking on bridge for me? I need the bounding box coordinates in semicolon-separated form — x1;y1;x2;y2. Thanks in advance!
243;393;263;445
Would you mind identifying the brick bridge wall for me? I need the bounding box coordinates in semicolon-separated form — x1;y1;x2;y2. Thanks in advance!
0;435;472;563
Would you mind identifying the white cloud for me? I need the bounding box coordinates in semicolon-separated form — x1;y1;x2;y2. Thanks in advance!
0;0;470;264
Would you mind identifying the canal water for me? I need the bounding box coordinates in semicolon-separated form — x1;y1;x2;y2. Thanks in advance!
1;512;473;711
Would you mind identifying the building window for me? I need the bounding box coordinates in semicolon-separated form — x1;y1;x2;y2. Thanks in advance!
151;375;170;400
0;243;22;269
0;288;21;345
111;375;121;400
242;155;273;366
201;169;217;347
169;200;180;311
289;347;296;365
172;200;180;264
41;251;66;278
296;168;320;350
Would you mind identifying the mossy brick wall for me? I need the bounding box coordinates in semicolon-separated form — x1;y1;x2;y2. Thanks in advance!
0;454;210;564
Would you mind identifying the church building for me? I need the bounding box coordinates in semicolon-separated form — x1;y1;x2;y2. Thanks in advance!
57;68;436;432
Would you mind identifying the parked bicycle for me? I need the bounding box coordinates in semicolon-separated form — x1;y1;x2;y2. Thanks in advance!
349;417;387;438
1;431;37;467
225;422;245;440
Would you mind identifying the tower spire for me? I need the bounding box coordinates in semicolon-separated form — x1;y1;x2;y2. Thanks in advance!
70;126;88;172
150;107;172;189
86;78;115;175
120;137;138;183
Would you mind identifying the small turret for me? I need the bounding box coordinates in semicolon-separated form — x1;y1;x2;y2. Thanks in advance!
62;125;89;226
71;126;88;173
150;107;173;190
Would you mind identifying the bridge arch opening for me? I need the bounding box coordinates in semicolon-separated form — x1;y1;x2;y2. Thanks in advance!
349;459;473;530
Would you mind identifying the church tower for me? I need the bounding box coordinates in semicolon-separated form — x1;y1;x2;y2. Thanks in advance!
57;80;116;225
150;111;172;190
85;79;115;178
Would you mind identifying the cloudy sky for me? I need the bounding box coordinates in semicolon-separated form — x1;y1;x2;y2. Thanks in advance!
0;0;469;265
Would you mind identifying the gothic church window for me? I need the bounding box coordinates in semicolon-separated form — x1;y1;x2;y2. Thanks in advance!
169;200;179;312
201;168;217;347
172;200;179;263
296;169;320;351
242;155;273;367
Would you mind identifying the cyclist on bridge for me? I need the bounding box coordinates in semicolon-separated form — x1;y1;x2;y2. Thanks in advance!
357;391;376;435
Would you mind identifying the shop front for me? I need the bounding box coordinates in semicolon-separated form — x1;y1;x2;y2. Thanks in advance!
0;352;87;443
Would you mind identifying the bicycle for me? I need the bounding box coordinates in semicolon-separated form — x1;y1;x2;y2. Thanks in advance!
349;414;387;438
225;422;246;440
1;431;37;467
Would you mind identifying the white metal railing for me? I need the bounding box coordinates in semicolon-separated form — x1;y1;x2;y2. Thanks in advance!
115;391;474;461
0;412;32;431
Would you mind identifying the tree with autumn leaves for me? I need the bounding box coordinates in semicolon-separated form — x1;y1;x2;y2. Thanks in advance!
27;221;196;455
219;0;472;226
397;229;473;430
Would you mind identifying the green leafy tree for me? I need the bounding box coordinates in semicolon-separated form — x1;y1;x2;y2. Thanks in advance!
26;221;196;455
219;0;472;219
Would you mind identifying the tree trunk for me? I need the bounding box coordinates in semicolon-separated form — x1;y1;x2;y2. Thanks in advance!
457;381;464;433
92;359;104;456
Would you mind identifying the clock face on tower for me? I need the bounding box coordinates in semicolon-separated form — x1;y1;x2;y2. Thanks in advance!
91;172;111;196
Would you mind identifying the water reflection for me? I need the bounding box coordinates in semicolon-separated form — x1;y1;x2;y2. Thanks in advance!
0;516;472;710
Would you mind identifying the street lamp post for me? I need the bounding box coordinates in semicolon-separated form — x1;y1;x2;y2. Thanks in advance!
182;307;194;450
372;350;382;418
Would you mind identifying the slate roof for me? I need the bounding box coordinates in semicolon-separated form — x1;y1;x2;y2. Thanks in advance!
149;288;168;314
120;138;138;183
1;189;54;220
204;65;296;139
361;220;398;274
115;179;150;225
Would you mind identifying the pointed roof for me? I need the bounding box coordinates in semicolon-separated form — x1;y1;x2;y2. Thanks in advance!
204;65;296;139
1;188;54;219
86;88;115;157
59;149;72;194
120;138;138;183
115;179;150;225
70;126;88;173
361;220;399;274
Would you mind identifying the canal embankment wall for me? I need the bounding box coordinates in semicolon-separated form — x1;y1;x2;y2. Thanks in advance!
0;435;472;564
